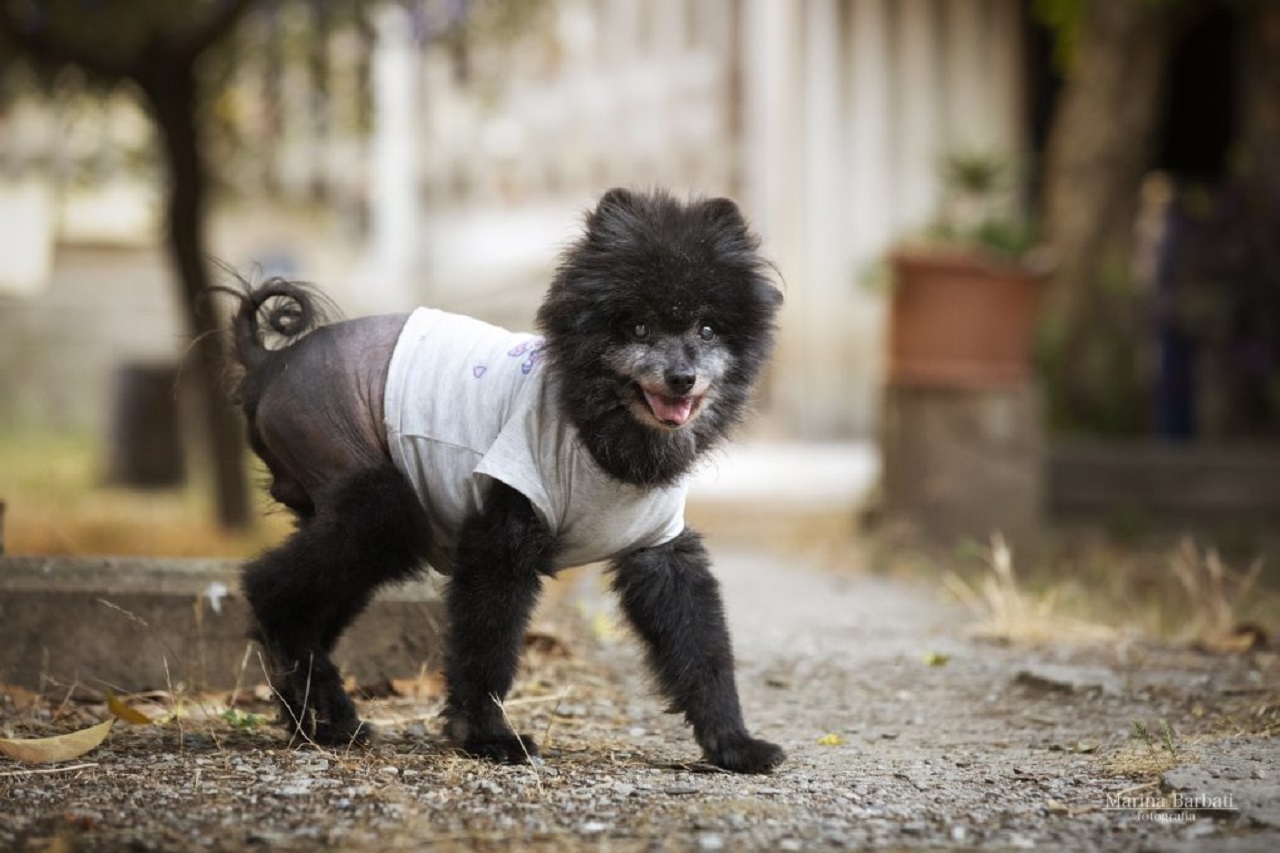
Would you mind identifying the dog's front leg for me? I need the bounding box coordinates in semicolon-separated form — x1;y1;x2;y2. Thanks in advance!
443;481;557;764
611;529;785;774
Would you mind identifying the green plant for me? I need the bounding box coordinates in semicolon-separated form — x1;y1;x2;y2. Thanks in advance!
220;709;266;731
944;151;1008;196
1131;718;1180;757
927;151;1041;262
1131;719;1156;752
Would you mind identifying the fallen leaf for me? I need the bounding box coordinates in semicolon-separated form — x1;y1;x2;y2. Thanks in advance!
0;683;42;712
1197;624;1270;655
591;612;621;643
525;631;573;657
106;691;154;725
389;672;446;700
0;719;115;764
922;651;951;667
817;733;844;746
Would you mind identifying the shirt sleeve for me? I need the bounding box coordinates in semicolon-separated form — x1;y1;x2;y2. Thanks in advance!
649;487;688;547
472;381;558;533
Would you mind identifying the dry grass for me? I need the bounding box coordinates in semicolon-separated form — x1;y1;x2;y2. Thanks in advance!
0;428;290;557
863;524;1280;647
942;534;1120;645
1104;719;1201;777
1170;538;1265;647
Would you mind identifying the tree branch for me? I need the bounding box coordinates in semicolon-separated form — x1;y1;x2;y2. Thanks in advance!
0;0;256;80
177;0;257;62
0;1;135;80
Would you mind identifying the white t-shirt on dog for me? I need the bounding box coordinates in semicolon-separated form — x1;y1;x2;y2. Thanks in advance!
384;307;687;575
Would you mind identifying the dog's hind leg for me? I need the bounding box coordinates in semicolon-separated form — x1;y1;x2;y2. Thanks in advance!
243;464;430;745
442;482;557;763
610;529;785;773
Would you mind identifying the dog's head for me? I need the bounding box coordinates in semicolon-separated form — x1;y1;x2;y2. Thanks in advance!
537;188;783;486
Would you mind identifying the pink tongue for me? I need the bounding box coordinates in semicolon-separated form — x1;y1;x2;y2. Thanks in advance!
644;390;695;426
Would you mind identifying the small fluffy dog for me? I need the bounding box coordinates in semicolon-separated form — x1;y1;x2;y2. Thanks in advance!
226;188;784;773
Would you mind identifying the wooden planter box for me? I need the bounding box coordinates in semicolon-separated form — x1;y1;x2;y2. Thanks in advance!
882;249;1046;549
888;250;1041;389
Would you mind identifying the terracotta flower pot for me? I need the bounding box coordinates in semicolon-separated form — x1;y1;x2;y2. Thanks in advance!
888;249;1041;389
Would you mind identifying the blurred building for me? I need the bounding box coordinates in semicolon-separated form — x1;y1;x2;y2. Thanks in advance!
356;0;1030;439
0;0;1031;441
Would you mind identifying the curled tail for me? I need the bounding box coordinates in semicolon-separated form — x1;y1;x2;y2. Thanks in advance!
218;278;337;413
226;279;334;374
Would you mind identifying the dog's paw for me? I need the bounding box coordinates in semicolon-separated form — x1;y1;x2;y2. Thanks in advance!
462;733;541;765
706;734;786;774
275;687;367;747
311;718;372;748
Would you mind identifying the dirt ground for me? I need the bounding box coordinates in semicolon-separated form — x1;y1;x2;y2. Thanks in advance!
2;540;1278;851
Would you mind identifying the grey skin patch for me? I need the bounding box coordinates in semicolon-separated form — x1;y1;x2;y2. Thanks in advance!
604;329;732;430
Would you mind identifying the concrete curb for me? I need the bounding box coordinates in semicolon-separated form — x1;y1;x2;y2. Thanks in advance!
0;556;445;693
0;444;877;695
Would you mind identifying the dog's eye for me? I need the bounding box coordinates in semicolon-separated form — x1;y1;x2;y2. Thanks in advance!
632;323;649;341
699;324;716;342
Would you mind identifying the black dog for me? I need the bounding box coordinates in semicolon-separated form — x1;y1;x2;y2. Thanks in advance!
225;188;784;773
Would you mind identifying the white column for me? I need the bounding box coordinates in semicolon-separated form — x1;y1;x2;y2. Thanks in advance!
740;0;805;432
944;0;988;152
360;5;420;313
800;0;848;436
846;0;895;259
894;0;942;233
650;0;689;53
845;0;896;435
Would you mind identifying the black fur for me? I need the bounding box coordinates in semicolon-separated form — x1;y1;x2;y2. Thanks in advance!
612;530;785;773
442;481;558;762
242;464;430;745
537;188;782;487
224;188;785;772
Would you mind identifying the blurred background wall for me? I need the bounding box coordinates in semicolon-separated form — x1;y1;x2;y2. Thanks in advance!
0;0;1030;440
1;0;1277;541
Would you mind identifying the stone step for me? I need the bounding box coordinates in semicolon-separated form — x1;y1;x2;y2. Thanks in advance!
0;556;445;694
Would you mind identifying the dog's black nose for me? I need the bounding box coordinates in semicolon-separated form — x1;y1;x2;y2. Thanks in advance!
665;370;696;395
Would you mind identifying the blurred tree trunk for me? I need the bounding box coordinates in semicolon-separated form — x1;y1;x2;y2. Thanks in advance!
1240;0;1280;193
136;55;251;529
0;0;255;529
1040;0;1206;432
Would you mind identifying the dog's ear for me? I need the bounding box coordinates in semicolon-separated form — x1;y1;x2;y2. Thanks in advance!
594;187;638;219
702;196;748;233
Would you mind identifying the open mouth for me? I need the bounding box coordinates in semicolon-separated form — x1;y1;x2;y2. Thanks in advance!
639;387;704;429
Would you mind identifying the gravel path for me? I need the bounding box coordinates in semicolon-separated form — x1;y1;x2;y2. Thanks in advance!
3;543;1278;851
